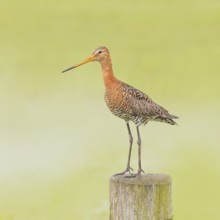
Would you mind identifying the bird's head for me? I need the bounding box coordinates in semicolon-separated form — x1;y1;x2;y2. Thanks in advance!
62;46;109;73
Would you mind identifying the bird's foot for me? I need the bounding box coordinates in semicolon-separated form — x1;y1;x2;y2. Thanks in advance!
125;168;145;178
114;167;134;177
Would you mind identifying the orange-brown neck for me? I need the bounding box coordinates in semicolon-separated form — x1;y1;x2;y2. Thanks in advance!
100;56;117;88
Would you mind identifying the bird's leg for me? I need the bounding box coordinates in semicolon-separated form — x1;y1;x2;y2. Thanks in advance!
136;126;145;175
124;126;145;178
125;122;133;172
114;122;134;176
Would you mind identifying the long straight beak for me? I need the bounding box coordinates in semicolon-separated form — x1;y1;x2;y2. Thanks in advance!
62;56;94;73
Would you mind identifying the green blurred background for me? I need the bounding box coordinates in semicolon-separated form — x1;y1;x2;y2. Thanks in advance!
0;0;220;219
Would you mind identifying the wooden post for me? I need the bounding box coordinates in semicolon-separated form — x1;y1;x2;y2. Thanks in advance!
109;174;172;220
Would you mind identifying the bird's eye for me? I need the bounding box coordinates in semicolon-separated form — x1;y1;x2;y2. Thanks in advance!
98;50;102;54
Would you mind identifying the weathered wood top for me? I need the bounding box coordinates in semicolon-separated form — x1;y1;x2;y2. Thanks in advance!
110;173;171;185
110;173;173;220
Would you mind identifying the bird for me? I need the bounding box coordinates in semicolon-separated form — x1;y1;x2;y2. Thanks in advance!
62;46;178;177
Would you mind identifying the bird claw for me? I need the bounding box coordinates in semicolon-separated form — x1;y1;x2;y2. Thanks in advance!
125;168;145;178
114;167;134;177
139;168;145;174
128;166;134;171
113;167;145;178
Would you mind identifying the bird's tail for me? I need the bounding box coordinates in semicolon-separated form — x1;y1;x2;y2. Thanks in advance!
166;114;178;125
156;114;179;125
169;114;178;119
165;118;178;125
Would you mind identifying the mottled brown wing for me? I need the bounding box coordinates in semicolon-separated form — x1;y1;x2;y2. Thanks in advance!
121;82;170;119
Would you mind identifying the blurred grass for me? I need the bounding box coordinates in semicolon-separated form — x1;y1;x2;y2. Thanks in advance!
0;0;220;219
